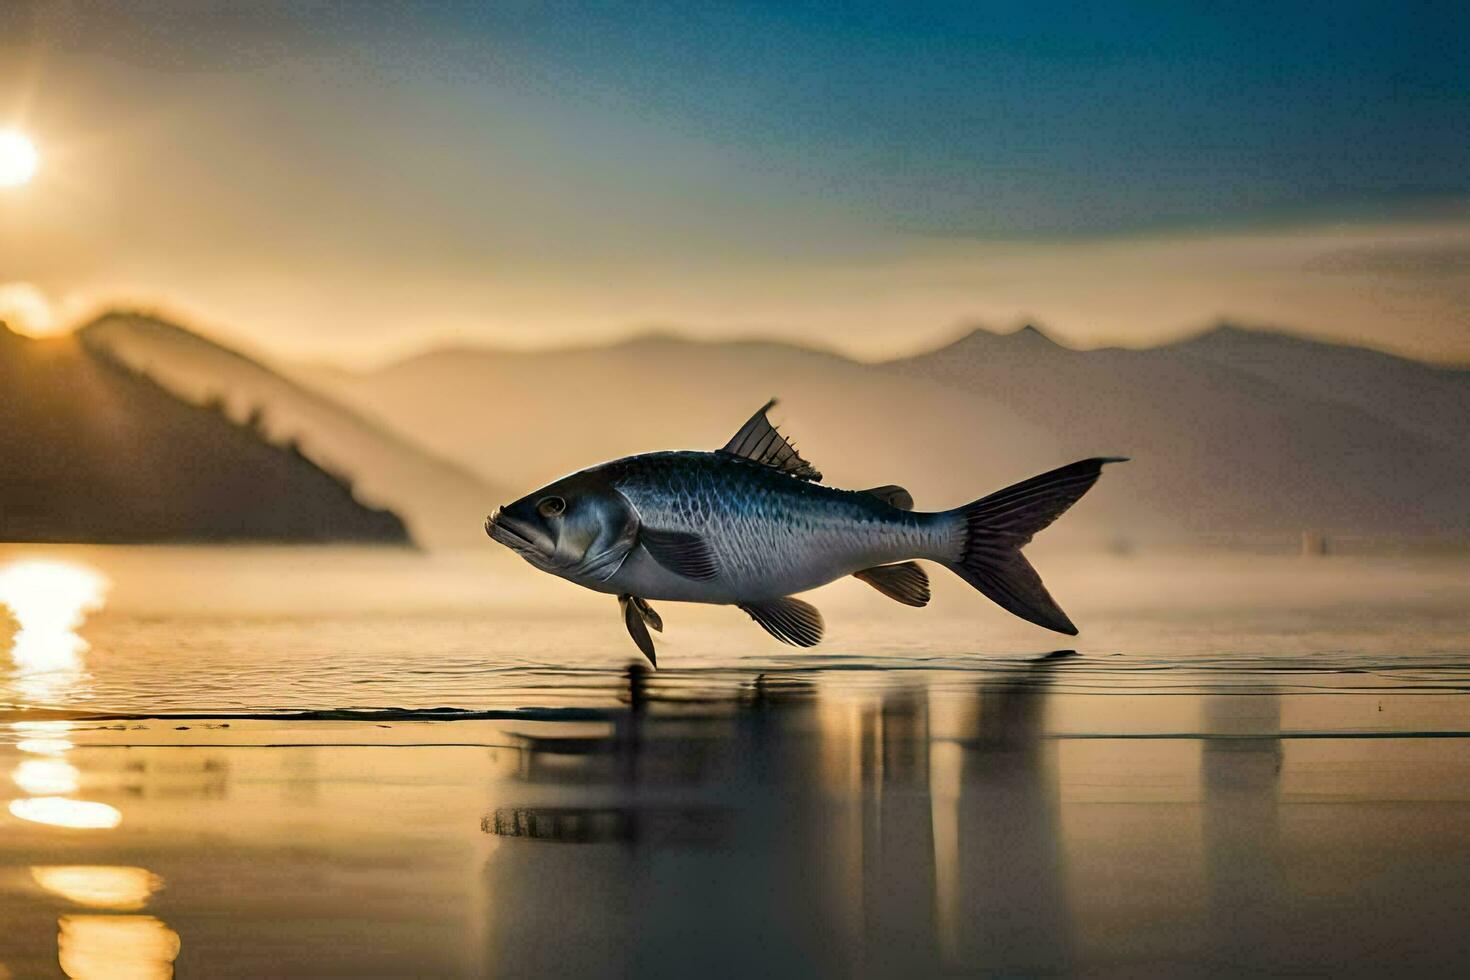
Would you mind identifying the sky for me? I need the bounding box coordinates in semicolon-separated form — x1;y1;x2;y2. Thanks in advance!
1;0;1467;365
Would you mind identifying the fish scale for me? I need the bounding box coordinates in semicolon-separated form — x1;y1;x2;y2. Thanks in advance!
599;451;948;603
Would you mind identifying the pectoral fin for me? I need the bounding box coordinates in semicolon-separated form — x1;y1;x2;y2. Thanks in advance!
738;597;824;647
853;561;930;607
619;594;657;666
640;527;720;581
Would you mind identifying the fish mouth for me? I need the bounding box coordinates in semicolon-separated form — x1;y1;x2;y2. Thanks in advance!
485;509;550;563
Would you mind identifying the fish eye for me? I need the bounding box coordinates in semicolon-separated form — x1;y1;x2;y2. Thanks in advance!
536;496;567;518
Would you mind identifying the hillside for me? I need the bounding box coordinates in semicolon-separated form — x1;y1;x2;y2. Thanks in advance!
1167;324;1470;452
891;323;1470;539
0;324;407;544
81;313;500;548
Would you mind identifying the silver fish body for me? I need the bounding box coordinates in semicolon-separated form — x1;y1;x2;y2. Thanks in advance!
486;400;1125;663
572;451;953;604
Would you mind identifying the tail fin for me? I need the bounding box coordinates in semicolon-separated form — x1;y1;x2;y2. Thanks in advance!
946;457;1127;635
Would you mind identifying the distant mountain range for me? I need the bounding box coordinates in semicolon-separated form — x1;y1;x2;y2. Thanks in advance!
893;323;1470;540
4;308;1464;549
316;322;1470;546
0;322;407;545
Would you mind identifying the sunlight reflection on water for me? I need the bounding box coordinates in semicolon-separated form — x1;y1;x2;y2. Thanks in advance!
11;757;79;795
57;915;180;980
31;866;163;912
0;560;108;705
8;797;121;829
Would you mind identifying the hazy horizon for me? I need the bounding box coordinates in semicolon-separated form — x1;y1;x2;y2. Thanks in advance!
5;295;1468;374
3;2;1468;365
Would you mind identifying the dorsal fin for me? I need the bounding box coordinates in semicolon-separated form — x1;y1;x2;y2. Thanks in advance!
861;485;913;509
719;399;822;482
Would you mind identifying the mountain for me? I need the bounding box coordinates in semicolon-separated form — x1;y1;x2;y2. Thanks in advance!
0;323;407;544
320;322;1470;546
81;312;500;548
312;333;1133;540
1167;323;1470;452
891;323;1470;540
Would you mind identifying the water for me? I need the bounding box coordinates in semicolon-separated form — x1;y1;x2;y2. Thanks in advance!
1;546;1469;976
3;545;1468;716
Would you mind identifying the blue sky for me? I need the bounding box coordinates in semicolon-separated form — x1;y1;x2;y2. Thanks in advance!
1;1;1467;361
417;1;1469;235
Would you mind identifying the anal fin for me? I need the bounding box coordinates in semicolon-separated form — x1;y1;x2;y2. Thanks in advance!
738;597;824;647
853;561;930;607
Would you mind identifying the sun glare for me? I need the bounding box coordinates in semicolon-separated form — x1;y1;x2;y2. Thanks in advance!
0;283;70;339
0;560;109;704
0;130;38;188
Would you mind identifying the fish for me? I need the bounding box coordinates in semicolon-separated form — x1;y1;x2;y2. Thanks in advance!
486;400;1126;665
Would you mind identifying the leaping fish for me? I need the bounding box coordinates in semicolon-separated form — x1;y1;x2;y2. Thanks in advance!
486;400;1126;665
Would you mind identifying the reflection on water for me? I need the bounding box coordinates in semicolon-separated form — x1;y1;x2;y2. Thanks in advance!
0;545;1460;975
3;708;178;974
484;806;730;846
479;659;1081;976
10;720;76;752
6;719;123;828
57;915;180;980
1202;692;1286;969
9;797;122;829
0;560;108;705
0;661;1464;975
930;654;1071;973
14;731;74;756
32;867;164;912
11;757;80;795
460;658;1470;976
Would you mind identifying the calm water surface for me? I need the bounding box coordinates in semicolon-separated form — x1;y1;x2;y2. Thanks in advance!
1;546;1468;977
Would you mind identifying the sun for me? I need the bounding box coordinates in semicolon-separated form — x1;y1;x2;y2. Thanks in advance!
0;129;39;188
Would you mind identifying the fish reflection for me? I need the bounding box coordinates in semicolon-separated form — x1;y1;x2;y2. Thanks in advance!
484;805;729;846
483;671;852;976
0;560;108;704
1202;692;1285;971
32;867;163;911
57;915;180;980
479;657;1076;977
9;797;121;829
930;651;1073;974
